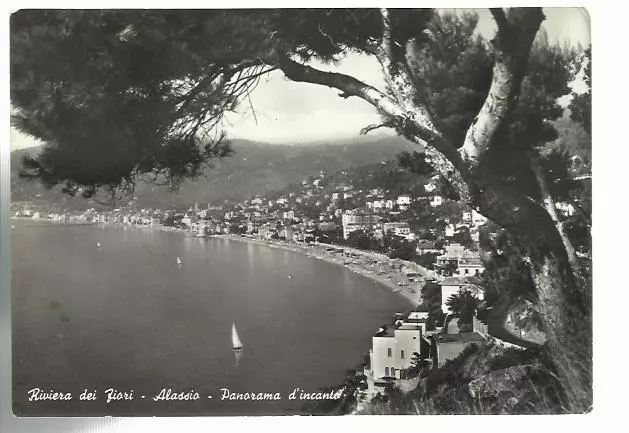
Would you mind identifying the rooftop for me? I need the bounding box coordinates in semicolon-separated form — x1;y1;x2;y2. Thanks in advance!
396;324;421;331
441;276;467;286
405;318;428;324
374;327;396;338
459;258;483;267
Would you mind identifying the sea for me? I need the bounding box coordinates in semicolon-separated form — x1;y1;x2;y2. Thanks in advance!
11;220;412;416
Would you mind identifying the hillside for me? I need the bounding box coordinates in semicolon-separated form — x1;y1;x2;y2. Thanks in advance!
10;135;416;210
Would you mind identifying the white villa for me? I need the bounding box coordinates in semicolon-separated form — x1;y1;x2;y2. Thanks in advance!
368;312;428;381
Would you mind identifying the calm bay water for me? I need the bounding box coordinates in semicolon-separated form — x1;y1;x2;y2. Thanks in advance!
12;221;411;416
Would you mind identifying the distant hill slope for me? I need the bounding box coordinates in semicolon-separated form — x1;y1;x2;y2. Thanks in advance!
11;135;416;209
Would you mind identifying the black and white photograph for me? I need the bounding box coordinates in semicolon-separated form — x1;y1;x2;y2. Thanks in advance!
7;6;592;417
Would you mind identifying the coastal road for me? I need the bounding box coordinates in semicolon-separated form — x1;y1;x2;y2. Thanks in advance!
486;302;543;350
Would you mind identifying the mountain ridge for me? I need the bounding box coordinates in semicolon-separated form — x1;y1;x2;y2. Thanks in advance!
10;135;416;210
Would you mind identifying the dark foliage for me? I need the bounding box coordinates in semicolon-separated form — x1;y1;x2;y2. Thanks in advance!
420;280;444;330
414;252;437;269
481;230;537;306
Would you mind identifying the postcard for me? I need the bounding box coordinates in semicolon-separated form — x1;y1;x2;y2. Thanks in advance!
8;7;591;417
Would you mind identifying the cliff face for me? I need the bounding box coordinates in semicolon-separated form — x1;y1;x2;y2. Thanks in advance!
356;341;570;415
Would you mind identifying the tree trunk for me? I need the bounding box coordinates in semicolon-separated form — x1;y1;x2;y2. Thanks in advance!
475;180;591;412
531;259;592;412
529;155;583;279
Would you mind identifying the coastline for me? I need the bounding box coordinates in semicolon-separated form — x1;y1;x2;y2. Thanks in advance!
214;234;440;305
14;218;436;305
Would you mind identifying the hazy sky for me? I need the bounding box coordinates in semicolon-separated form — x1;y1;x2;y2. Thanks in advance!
10;7;590;150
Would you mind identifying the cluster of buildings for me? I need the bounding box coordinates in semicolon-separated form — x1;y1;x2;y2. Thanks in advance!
435;243;485;277
12;169;495;266
364;308;489;393
13;205;163;226
360;221;492;394
363;254;490;394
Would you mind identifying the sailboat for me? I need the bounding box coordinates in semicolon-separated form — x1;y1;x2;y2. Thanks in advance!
234;347;242;368
232;323;243;351
97;242;102;248
176;256;183;266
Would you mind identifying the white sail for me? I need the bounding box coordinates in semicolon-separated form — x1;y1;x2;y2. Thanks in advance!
177;256;182;265
232;323;243;350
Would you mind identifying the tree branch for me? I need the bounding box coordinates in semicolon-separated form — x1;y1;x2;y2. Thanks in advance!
359;121;394;135
377;8;418;111
461;8;545;168
276;54;471;201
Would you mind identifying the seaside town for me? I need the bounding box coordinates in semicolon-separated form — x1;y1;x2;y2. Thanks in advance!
13;165;564;404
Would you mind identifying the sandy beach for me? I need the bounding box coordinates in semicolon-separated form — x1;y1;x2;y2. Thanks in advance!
215;234;441;305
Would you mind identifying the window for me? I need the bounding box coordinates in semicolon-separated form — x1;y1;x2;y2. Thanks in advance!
464;268;469;274
401;350;405;359
391;368;396;377
387;348;392;357
385;367;390;376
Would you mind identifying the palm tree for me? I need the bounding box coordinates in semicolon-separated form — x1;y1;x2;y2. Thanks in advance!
445;289;480;324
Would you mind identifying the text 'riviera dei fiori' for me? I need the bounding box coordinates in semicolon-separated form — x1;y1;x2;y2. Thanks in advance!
26;388;202;404
27;387;345;403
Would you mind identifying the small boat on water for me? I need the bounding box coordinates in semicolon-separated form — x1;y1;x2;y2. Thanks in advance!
176;256;183;266
97;242;102;248
232;323;243;351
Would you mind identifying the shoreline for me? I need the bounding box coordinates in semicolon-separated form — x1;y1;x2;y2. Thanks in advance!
214;234;440;305
14;219;437;305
